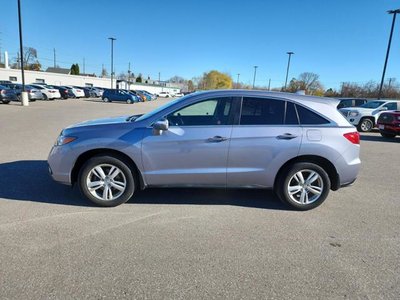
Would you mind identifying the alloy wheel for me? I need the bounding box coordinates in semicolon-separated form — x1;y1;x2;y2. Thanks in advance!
86;164;127;201
287;169;324;205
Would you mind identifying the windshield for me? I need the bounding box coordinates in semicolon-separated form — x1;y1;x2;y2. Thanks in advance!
360;101;385;109
135;98;183;121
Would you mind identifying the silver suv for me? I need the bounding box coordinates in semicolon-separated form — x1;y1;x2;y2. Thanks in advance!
48;90;361;210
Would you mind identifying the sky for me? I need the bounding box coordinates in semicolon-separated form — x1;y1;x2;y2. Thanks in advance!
1;0;400;89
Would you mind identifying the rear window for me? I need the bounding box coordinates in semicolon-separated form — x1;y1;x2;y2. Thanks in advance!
295;105;330;125
240;97;285;125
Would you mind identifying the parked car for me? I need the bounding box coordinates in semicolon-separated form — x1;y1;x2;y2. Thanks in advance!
377;110;400;138
102;89;138;104
138;90;157;100
29;84;61;100
48;90;361;210
124;91;141;102
336;98;368;109
129;90;146;102
87;87;103;97
0;85;18;104
51;86;73;99
173;92;184;97
157;91;172;98
136;90;152;101
339;100;400;132
2;83;43;101
67;86;85;98
0;80;12;85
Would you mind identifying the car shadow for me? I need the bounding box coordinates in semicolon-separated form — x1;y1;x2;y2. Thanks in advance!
360;134;399;143
0;160;288;210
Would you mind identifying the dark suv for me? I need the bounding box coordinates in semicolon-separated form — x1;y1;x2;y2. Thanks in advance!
377;111;400;138
102;89;138;104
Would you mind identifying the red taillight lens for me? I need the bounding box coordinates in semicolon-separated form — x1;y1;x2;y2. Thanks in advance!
344;132;360;144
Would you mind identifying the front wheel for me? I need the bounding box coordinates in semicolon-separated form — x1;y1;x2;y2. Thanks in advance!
103;97;110;103
1;100;10;104
357;118;374;132
78;155;136;207
276;162;331;210
126;99;133;104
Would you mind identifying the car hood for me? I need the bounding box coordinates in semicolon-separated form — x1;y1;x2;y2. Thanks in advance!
66;115;131;129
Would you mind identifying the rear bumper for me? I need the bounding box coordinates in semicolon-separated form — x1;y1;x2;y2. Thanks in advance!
378;123;400;134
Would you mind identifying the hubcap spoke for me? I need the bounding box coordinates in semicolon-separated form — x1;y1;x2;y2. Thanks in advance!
288;185;302;195
307;185;322;195
110;181;125;191
88;181;104;191
306;171;319;184
294;172;305;184
108;167;121;179
300;189;308;204
93;166;106;179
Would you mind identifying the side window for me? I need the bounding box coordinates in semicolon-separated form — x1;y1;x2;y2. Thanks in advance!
355;99;366;106
384;102;397;110
295;104;330;125
167;98;233;126
285;102;299;125
240;97;284;125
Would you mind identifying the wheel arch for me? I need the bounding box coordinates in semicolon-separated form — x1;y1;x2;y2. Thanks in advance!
71;148;145;189
274;155;340;191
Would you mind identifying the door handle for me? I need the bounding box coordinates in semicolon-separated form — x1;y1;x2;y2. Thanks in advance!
207;136;228;143
277;133;298;140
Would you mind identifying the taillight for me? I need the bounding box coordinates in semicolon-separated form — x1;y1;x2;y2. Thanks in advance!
343;132;360;144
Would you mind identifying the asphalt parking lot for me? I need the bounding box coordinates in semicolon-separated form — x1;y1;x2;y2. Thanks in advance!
0;98;399;299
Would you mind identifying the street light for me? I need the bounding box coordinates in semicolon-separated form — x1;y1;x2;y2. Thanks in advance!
252;66;258;89
236;73;240;89
378;9;400;99
284;51;294;91
17;0;28;106
108;37;116;89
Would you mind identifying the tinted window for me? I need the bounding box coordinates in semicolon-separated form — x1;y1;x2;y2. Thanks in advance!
167;98;233;126
285;102;299;125
295;105;330;125
384;102;397;110
240;97;284;125
338;99;352;109
355;99;366;106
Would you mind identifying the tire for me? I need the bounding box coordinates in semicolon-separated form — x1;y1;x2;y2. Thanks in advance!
357;118;374;132
276;162;331;211
42;94;48;101
1;100;10;104
103;97;110;103
78;155;136;207
380;132;396;138
126;99;133;104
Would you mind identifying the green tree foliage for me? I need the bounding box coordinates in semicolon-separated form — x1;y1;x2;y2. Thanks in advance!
70;64;80;75
136;73;143;83
200;70;233;90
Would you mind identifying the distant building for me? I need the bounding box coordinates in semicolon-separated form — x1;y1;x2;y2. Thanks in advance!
45;67;71;75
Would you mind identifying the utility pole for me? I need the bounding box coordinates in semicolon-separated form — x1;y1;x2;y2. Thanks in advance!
53;48;56;68
108;37;116;89
284;51;294;91
83;57;85;74
268;78;271;91
378;9;400;99
252;66;258;89
17;0;28;105
127;62;131;90
236;73;240;89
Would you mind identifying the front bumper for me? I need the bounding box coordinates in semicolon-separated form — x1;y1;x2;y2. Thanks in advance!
48;145;76;185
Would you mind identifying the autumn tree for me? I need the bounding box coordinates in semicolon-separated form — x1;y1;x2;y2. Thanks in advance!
287;72;324;95
200;70;233;90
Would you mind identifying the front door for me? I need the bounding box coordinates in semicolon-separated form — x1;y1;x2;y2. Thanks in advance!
141;97;235;187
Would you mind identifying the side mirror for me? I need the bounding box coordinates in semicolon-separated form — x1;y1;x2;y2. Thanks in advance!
152;119;169;135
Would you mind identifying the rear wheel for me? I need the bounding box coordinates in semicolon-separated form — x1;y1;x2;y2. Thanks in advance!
78;155;136;207
380;132;396;138
357;118;374;132
276;162;331;210
103;97;110;103
1;100;10;104
126;99;133;104
42;94;48;101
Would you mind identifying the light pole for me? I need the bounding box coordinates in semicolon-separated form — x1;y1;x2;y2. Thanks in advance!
108;37;116;89
17;0;28;106
378;9;400;99
127;62;131;91
252;66;258;89
236;73;240;89
284;51;294;91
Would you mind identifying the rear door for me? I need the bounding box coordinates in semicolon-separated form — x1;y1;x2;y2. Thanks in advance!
227;97;302;188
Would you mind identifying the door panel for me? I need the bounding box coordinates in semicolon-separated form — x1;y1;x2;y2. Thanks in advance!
141;126;232;186
227;126;302;188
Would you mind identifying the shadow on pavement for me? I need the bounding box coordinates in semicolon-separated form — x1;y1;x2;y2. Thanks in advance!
360;134;399;143
0;160;288;210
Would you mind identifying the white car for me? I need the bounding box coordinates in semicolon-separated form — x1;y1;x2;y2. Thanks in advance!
157;91;172;98
339;100;400;132
174;92;184;97
29;84;61;100
67;86;85;98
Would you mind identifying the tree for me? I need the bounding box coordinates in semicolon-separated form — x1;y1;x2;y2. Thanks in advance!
200;70;233;90
101;67;108;77
11;47;42;70
136;73;142;83
70;63;80;75
188;80;194;91
287;72;324;95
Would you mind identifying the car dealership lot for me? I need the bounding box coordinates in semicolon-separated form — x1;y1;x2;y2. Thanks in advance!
0;99;399;299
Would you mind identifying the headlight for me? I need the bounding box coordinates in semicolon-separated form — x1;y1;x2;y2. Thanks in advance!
349;111;359;117
55;135;76;146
